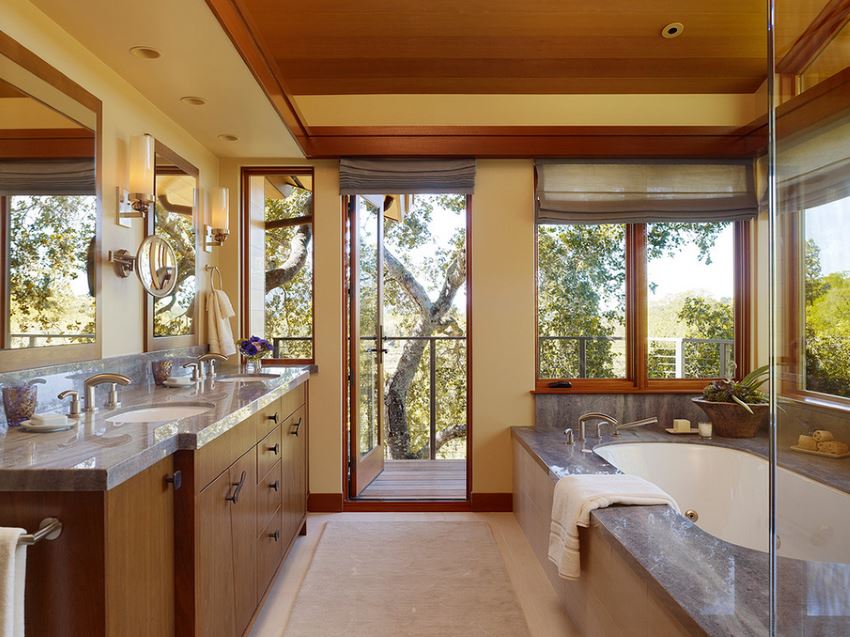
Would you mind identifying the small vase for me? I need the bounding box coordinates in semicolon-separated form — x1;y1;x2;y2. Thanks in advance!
2;384;38;427
245;359;261;374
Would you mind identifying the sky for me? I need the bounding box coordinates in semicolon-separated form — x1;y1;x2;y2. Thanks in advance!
806;198;850;276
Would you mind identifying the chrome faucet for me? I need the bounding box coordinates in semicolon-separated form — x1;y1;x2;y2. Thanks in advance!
577;412;658;439
198;353;228;379
57;390;81;417
83;373;131;412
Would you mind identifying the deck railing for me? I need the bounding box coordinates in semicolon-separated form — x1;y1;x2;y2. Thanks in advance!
10;332;95;347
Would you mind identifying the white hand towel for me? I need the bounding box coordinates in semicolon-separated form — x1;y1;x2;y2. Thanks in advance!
207;290;237;357
547;474;679;580
0;527;26;637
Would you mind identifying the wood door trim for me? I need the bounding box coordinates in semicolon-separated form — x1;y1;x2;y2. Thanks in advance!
776;0;850;75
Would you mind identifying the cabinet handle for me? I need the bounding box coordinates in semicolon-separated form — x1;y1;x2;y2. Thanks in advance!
267;412;279;424
225;470;247;503
165;470;182;490
289;418;302;437
269;529;280;542
270;480;280;492
268;442;280;455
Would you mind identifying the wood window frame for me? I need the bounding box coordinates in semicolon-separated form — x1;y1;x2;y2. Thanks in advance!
240;166;315;366
534;220;752;394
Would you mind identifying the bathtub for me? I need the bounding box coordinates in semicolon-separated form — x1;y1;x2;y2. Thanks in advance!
594;442;850;564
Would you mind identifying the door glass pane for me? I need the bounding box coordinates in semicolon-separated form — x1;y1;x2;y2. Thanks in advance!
357;199;380;457
646;221;735;379
537;223;626;378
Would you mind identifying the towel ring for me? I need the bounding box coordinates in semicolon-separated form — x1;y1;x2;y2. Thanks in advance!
204;264;223;291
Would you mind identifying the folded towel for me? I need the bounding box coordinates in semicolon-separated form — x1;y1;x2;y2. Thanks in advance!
797;434;818;451
0;527;26;637
548;474;680;580
30;412;68;428
813;430;834;443
817;441;849;455
207;289;237;357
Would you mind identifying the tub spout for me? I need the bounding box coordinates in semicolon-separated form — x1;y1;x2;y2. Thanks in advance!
615;416;658;435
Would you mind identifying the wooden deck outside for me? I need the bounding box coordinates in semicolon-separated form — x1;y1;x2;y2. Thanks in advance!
357;459;466;500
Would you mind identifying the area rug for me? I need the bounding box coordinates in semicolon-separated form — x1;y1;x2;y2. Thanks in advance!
284;520;531;637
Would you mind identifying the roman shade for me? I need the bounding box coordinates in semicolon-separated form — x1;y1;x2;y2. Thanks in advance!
777;117;850;210
339;158;476;195
0;158;96;196
536;160;758;224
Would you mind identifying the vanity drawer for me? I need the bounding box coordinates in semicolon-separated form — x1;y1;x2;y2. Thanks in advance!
255;399;283;443
257;508;284;597
257;425;282;482
279;383;305;421
257;460;283;535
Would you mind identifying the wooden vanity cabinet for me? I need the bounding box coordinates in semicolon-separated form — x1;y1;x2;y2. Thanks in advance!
177;382;308;637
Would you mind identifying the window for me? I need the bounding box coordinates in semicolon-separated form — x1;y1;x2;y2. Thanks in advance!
242;168;314;363
536;221;749;391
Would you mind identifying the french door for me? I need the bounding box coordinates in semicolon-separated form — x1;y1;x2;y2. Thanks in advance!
348;196;385;495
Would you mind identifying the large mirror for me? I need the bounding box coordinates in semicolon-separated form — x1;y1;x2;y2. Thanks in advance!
145;142;198;350
0;34;101;371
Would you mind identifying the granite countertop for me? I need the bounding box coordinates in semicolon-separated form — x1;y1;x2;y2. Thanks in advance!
0;365;309;491
512;425;849;636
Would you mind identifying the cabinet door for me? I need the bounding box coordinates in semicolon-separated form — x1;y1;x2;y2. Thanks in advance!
283;406;307;546
106;456;176;637
230;450;258;635
198;470;237;637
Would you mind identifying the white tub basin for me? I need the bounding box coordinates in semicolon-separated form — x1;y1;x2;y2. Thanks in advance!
105;402;214;423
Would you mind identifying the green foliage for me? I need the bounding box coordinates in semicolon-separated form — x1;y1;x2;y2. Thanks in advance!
153;203;196;337
701;365;769;411
8;195;96;346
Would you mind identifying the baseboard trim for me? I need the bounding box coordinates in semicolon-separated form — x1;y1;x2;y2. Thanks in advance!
307;493;344;512
470;492;513;512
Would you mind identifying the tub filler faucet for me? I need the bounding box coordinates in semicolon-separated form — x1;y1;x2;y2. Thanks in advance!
577;412;658;439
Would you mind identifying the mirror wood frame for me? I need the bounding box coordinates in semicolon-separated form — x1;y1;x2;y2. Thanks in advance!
144;140;200;352
0;31;103;372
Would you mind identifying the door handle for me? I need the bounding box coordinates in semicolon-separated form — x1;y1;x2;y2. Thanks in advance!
268;442;281;455
267;412;279;424
270;480;280;492
289;418;302;436
225;470;247;503
269;529;281;542
165;470;182;490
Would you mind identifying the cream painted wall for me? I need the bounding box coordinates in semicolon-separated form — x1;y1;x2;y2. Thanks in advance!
3;0;220;358
218;158;535;495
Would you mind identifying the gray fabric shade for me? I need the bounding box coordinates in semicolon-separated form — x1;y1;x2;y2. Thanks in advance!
536;159;758;225
0;158;96;196
339;158;476;195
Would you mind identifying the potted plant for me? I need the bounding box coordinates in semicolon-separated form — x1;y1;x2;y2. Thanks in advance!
692;365;769;438
238;335;273;373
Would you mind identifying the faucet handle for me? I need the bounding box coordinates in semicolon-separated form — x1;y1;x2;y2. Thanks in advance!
58;390;81;417
105;384;122;409
563;427;575;445
182;362;200;382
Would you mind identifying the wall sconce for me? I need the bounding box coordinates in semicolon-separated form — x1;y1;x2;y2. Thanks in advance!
204;186;230;251
117;133;155;226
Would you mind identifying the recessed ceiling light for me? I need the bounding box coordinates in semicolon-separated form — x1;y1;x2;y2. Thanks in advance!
129;46;162;59
218;134;239;142
661;22;684;39
180;96;207;106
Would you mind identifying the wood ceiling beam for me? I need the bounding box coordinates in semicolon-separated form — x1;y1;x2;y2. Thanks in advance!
777;0;850;74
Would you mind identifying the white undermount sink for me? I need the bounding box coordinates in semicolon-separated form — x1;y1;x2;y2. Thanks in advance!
215;373;279;382
105;402;215;423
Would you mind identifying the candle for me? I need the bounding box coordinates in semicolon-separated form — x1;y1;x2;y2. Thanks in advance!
698;422;712;438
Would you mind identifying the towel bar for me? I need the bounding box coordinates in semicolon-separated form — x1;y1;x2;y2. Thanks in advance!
18;517;62;546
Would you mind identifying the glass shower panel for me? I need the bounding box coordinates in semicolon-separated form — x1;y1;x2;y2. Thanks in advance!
771;3;850;633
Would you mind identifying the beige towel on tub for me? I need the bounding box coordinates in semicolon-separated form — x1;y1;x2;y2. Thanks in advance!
548;474;680;580
207;290;237;356
0;527;26;637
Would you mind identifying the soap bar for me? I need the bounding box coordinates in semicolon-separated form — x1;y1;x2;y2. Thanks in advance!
673;418;691;433
817;441;848;455
797;435;818;451
30;412;69;428
813;430;834;443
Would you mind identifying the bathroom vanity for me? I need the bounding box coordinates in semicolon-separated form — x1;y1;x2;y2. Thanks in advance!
0;366;309;637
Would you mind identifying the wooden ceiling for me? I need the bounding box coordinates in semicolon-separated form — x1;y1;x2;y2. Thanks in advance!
236;0;767;95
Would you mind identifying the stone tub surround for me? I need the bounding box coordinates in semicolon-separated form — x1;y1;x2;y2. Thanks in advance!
512;426;850;636
0;346;207;428
0;364;309;491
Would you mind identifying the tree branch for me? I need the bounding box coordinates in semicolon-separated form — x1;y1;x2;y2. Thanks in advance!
265;225;312;293
384;247;432;318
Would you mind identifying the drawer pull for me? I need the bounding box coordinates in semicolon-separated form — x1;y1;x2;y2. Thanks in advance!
270;480;280;492
165;470;182;490
268;442;280;455
225;470;247;503
289;418;303;437
267;412;279;424
270;529;280;542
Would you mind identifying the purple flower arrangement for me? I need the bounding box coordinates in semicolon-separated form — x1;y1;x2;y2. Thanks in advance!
238;335;273;361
